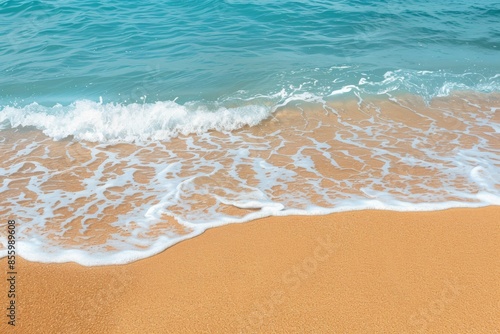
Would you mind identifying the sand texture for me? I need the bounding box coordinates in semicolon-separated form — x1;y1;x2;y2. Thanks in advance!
1;207;499;333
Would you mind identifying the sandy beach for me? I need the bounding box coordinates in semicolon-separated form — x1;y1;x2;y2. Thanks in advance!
2;0;499;333
2;207;498;333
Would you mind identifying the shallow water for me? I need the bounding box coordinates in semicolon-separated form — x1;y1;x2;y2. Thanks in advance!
1;93;499;265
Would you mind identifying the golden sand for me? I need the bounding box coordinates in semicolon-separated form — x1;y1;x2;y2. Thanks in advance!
2;207;499;333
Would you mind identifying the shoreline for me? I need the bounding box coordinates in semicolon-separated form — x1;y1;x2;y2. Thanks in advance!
4;207;500;333
2;91;499;266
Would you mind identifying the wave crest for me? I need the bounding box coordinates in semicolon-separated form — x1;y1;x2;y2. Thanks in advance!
0;99;273;142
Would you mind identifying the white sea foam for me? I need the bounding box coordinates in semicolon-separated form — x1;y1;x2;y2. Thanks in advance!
0;100;274;142
0;88;499;266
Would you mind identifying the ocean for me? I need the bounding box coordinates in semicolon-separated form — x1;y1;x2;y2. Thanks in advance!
0;0;499;265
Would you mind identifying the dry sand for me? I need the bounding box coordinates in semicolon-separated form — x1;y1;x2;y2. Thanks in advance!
2;207;500;333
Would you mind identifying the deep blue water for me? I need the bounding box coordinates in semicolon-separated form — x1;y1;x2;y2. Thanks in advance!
1;0;499;106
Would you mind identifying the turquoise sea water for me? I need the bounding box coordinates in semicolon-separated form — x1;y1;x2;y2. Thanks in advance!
1;0;499;107
1;1;499;265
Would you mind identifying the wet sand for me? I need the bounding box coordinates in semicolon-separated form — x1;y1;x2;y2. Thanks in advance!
3;207;499;333
2;93;499;267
